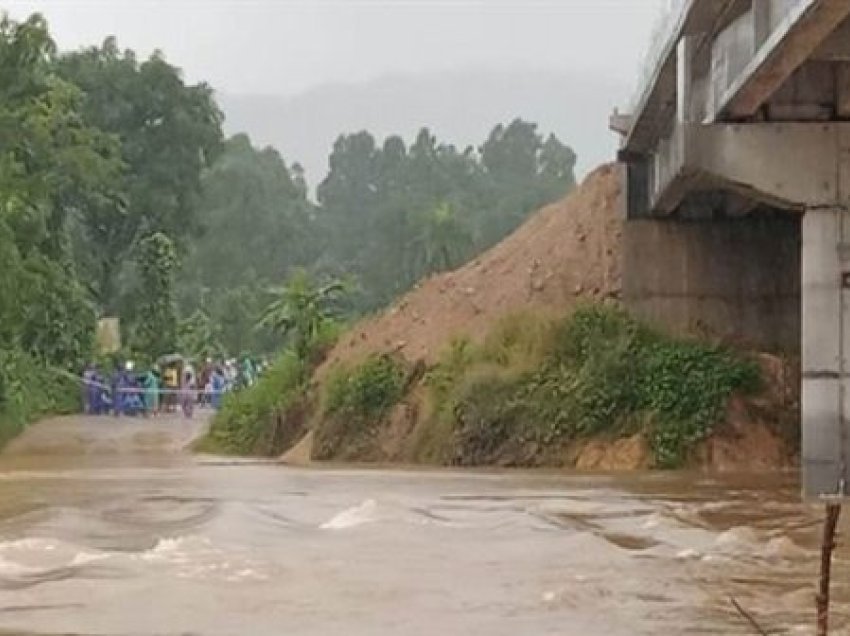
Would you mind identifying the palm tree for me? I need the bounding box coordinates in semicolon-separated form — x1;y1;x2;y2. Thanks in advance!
408;203;472;278
257;269;346;361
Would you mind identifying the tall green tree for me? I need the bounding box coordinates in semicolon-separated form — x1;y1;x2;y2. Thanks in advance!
476;118;576;246
310;121;576;313
56;38;223;312
180;134;316;294
133;232;178;357
0;14;119;367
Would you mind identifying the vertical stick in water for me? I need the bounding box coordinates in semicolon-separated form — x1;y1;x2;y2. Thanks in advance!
817;504;841;636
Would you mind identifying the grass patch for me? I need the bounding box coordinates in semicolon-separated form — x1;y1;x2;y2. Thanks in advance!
313;354;407;460
424;305;760;468
323;354;406;417
197;353;307;456
197;322;343;457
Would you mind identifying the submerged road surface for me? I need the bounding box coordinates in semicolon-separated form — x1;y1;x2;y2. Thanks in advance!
0;414;845;635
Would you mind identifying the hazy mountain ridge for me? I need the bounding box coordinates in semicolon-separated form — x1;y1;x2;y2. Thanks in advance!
217;69;629;188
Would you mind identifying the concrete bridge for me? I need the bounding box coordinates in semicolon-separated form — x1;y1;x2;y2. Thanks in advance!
613;0;850;498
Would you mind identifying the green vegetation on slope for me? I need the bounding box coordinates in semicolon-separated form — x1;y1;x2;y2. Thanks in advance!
212;304;761;470
199;270;344;455
197;353;308;456
313;354;409;460
0;352;79;448
420;306;761;468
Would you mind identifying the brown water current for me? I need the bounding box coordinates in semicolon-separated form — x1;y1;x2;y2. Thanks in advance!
0;414;844;635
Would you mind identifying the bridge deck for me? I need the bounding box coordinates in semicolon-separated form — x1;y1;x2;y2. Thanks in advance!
625;0;744;154
625;0;850;154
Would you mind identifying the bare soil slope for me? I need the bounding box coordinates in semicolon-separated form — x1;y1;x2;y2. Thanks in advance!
322;164;623;371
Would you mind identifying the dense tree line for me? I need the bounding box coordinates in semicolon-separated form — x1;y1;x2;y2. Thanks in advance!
0;14;222;430
0;12;577;429
182;122;577;344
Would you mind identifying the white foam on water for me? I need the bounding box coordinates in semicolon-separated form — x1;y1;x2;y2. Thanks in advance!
135;535;269;582
0;537;60;552
69;551;110;566
641;511;678;531
675;548;701;560
0;536;112;575
320;499;378;530
714;526;758;551
137;535;213;564
760;536;807;560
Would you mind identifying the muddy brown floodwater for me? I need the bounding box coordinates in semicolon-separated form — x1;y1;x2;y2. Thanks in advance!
0;415;845;635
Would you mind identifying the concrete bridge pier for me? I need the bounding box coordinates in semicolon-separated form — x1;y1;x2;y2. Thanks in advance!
615;0;850;498
621;121;850;497
802;207;850;496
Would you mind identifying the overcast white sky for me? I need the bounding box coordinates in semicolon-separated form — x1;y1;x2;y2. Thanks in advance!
5;0;665;97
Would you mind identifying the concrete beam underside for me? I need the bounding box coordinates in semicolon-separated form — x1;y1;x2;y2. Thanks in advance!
650;122;850;213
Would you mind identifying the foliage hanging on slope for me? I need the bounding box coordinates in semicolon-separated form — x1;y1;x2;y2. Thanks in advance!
424;306;761;468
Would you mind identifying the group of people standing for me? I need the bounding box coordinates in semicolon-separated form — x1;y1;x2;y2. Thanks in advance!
81;356;264;418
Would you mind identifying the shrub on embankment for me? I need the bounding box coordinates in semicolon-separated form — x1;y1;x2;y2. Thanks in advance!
0;350;79;448
310;305;762;468
198;317;341;456
197;353;310;455
312;354;410;460
416;305;761;468
200;305;763;469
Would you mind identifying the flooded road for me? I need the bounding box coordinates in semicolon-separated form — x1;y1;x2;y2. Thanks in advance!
0;416;845;635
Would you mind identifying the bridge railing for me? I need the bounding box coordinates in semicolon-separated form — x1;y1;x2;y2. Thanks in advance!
629;0;690;114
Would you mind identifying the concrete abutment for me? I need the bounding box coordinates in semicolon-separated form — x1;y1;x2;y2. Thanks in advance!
622;118;850;497
623;212;801;353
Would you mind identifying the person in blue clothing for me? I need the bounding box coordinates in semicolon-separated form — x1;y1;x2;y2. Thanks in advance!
93;367;110;415
141;367;160;416
123;389;144;416
110;366;122;416
210;366;225;410
114;362;139;416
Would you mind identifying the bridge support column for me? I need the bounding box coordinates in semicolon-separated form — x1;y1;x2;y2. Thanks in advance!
802;207;850;498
